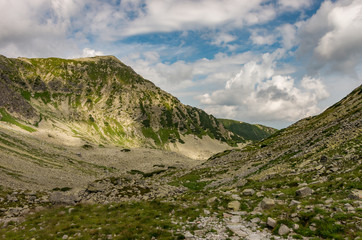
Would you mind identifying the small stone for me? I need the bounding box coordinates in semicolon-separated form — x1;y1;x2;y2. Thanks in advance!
293;224;299;230
231;194;241;200
267;217;277;228
242;189;255;196
251;217;260;223
290;200;301;206
325;198;333;204
292;217;300;222
236;179;248;187
62;235;68;240
278;224;290;235
206;197;217;206
228;201;240;211
184;231;193;239
296;187;313;197
223;212;232;218
256;192;264;197
203;209;210;215
309;226;317;231
230;215;241;223
260;198;275;209
349;189;362;200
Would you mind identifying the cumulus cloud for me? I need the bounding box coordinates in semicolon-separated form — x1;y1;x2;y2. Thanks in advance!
277;0;312;11
299;0;362;75
198;50;329;123
210;33;237;47
0;0;83;57
250;29;277;45
120;0;276;36
123;50;256;95
81;48;104;57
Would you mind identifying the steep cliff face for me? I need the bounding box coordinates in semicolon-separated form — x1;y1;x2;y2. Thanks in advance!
0;55;236;150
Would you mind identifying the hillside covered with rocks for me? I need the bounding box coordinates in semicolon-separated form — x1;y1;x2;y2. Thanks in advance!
0;83;360;239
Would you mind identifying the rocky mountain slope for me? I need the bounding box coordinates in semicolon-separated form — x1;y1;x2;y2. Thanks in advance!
0;54;245;159
218;118;277;141
0;80;360;239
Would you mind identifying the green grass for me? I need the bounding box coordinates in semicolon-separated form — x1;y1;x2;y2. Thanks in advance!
218;118;277;141
0;201;186;240
0;108;36;133
169;169;212;191
34;91;51;104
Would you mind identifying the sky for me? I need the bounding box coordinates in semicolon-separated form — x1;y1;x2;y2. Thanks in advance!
0;0;361;129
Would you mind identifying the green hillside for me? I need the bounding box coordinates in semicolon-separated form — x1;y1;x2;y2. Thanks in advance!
218;118;277;141
0;55;239;149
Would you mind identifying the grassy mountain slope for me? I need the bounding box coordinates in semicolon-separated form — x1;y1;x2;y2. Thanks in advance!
0;55;238;152
218;118;277;141
1;84;360;240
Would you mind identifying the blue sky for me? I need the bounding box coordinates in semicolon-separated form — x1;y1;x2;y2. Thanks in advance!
1;0;361;128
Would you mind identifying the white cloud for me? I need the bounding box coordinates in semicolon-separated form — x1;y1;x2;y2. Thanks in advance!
122;50;256;94
81;48;104;57
0;0;82;57
198;50;329;123
250;29;276;45
210;33;237;47
277;23;298;50
278;0;312;11
299;0;362;75
119;0;276;36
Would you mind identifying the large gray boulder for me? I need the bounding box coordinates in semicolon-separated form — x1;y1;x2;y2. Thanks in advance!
49;192;80;205
260;198;275;209
349;189;362;200
228;201;240;211
278;224;290;235
296;187;313;197
267;217;277;228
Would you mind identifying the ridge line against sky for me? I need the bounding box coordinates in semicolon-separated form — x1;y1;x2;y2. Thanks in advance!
0;0;361;128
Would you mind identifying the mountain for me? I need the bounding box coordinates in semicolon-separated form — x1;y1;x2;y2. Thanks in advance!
168;84;360;239
0;55;241;159
218;118;277;141
1;53;360;239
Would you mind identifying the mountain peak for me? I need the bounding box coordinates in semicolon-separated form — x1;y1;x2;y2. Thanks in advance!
73;55;121;62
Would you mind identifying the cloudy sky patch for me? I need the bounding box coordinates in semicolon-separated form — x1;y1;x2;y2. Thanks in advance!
0;0;361;128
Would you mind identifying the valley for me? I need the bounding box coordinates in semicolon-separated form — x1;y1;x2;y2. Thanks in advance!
0;55;361;240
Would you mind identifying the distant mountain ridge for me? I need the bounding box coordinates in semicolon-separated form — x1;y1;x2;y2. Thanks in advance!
218;118;277;141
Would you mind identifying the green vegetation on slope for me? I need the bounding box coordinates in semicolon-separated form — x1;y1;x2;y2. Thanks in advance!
0;108;36;133
0;54;237;149
218;118;277;141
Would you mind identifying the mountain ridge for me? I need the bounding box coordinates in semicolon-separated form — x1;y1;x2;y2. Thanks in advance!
0;54;245;158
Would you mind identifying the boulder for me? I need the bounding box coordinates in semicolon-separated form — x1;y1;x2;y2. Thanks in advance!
231;194;241;200
267;217;277;228
290;200;301;206
278;224;290;235
206;196;217;206
260;198;275;209
349;189;362;200
242;189;255;196
49;192;80;205
228;201;240;211
236;179;248;187
86;182;106;193
296;187;313;197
